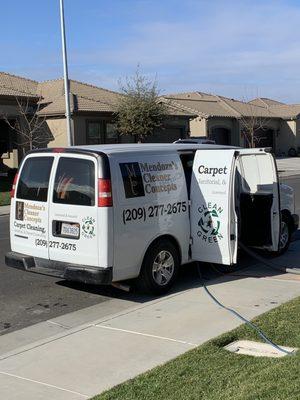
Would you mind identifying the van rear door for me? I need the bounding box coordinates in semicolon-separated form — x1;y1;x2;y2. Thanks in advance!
48;154;99;266
236;149;280;252
10;155;54;259
190;149;238;265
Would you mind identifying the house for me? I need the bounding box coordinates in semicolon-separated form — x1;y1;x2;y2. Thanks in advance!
2;71;300;170
0;72;194;169
163;92;300;155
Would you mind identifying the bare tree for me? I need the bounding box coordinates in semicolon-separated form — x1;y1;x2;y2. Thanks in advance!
239;101;272;148
116;68;168;143
1;97;53;157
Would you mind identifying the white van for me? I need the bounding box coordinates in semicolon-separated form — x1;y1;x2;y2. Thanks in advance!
6;144;299;294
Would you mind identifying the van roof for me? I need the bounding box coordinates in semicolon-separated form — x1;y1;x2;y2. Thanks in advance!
27;143;240;158
72;143;238;155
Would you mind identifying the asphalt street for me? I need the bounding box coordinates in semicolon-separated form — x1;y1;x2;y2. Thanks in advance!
0;214;131;336
0;214;207;336
1;170;299;337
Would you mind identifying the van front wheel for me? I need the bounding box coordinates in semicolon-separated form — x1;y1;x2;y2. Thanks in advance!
137;240;179;295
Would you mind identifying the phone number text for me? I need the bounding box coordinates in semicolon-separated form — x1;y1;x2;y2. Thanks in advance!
35;239;77;251
122;201;187;224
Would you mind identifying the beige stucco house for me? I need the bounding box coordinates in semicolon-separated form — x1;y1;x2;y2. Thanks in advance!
2;72;300;170
163;92;300;155
0;72;194;169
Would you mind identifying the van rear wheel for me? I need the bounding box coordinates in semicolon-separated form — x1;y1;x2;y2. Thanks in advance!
137;239;179;295
273;215;292;256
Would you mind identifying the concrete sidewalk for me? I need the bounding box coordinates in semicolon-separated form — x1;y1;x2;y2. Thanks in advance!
277;157;300;175
0;245;300;399
0;205;10;216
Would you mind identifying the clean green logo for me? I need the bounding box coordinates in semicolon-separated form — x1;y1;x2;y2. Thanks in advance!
197;204;223;243
198;209;220;236
82;216;96;239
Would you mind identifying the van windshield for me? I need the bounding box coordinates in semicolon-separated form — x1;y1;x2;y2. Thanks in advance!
17;157;54;202
53;157;95;206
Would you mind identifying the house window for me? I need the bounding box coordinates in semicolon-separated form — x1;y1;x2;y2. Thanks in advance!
86;120;119;144
86;121;105;144
106;123;119;144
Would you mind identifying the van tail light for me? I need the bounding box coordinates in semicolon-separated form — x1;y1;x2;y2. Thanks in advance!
10;173;19;198
98;179;113;207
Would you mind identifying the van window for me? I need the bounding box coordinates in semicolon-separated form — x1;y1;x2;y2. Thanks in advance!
17;157;54;202
53;158;95;206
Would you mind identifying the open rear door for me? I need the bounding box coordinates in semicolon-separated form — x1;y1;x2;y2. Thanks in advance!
190;149;238;265
236;149;280;252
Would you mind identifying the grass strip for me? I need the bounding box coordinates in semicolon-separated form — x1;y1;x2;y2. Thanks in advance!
0;178;12;206
93;296;300;400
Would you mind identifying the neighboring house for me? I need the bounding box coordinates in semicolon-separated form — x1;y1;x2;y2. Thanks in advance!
163;92;300;155
0;73;39;169
0;72;194;169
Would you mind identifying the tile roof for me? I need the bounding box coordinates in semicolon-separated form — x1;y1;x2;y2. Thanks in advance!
163;92;235;117
219;96;273;118
0;73;125;115
36;79;64;103
37;94;75;116
249;97;285;107
163;91;300;119
1;73;300;120
36;78;120;115
0;74;194;118
37;94;116;116
268;104;300;119
0;73;193;118
247;98;300;119
0;72;38;98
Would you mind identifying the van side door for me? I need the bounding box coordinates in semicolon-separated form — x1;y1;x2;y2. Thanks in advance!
190;149;238;265
48;154;99;266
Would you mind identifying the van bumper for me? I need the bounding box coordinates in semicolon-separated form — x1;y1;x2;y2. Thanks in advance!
5;252;112;285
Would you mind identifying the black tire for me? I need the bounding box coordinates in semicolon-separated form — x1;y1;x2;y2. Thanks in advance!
273;214;292;256
136;239;180;295
288;147;297;157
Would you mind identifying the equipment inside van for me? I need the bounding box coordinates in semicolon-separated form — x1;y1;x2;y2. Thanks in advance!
6;144;299;294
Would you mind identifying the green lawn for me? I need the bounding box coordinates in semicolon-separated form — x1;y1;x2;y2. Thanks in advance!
93;297;300;400
0;178;12;206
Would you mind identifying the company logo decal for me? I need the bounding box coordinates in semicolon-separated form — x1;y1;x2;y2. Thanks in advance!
119;162;145;198
16;201;24;221
120;160;180;199
14;201;46;236
82;216;96;239
197;203;223;243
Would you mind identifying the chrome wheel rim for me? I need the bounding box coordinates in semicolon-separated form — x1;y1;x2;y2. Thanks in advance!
279;221;289;250
152;250;175;286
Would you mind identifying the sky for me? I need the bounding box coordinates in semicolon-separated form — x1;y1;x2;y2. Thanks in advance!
1;0;300;102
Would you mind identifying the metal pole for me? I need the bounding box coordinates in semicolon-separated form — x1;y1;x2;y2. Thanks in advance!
59;0;73;146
